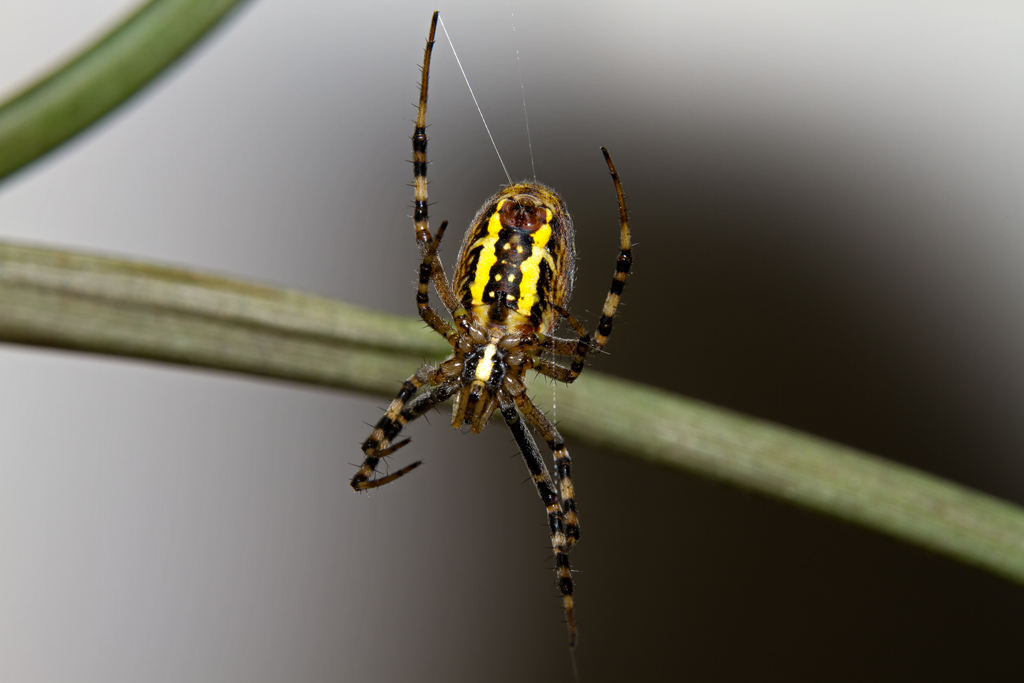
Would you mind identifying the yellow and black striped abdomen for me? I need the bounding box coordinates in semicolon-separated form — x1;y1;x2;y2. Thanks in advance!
453;182;576;335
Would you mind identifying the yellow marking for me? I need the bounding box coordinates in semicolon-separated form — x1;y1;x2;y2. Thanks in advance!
516;245;523;253
502;243;511;250
494;273;502;281
467;200;506;304
474;343;497;382
515;210;554;316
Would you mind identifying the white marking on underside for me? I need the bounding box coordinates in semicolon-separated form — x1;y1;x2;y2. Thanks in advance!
474;343;497;382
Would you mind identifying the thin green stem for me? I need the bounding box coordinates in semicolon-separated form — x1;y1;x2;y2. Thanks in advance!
0;0;252;183
2;238;1024;585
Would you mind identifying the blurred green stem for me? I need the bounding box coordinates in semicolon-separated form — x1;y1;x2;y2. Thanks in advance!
2;239;1024;586
0;0;251;183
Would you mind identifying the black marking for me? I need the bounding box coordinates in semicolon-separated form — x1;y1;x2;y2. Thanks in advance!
412;128;427;153
488;296;511;324
537;482;557;507
412;160;427;177
616;250;633;273
555;553;571;569
378;417;402;440
528;258;555;329
610;277;625;295
555;460;571;481
597;315;614;337
415;291;429;304
487;349;507;388
457;244;484;305
524;465;543;485
558;575;574;595
398;381;417;402
463;350;480;380
547;510;561;535
529;303;545;330
481;227;529;310
537;259;553;300
570;360;585;374
413;200;428;223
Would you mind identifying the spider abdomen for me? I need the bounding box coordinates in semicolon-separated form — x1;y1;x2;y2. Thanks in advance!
453;182;576;336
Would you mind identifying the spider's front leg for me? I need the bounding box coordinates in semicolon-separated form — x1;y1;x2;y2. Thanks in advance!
417;220;463;345
500;398;577;647
351;370;456;491
411;11;462;316
352;222;466;492
533;147;632;385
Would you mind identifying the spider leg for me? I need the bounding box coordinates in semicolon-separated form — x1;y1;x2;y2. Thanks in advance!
530;357;577;383
500;399;577;647
351;368;456;491
591;147;633;354
512;392;580;549
531;307;593;383
418;220;461;344
533;148;632;384
534;333;586;358
412;11;461;315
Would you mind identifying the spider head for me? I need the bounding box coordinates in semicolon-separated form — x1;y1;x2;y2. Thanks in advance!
451;342;508;433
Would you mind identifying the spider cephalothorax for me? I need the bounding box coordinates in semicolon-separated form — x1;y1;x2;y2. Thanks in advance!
350;12;632;648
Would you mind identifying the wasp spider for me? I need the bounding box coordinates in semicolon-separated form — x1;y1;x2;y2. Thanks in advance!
351;12;632;647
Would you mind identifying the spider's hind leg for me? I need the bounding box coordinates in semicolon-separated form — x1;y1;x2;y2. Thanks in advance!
500;399;577;647
531;305;594;384
512;393;581;549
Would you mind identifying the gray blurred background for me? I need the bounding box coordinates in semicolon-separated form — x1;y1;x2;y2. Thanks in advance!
2;1;1024;680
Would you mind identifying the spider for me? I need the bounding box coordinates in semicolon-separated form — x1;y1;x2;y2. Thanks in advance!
350;11;631;647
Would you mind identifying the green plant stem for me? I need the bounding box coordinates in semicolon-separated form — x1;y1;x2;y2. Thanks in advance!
3;238;1024;585
0;0;252;183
